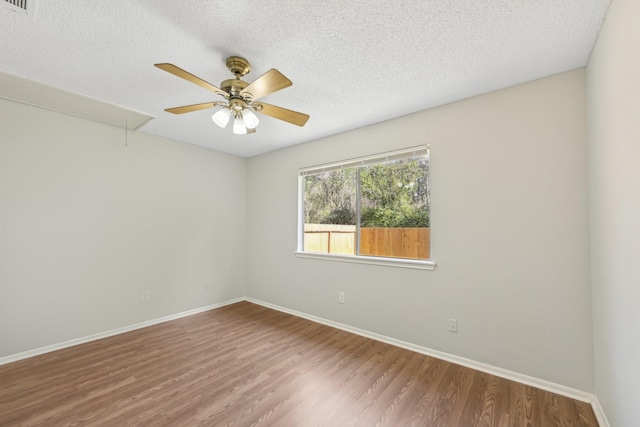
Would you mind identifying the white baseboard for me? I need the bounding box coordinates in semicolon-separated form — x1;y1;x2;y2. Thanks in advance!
0;297;244;366
245;298;604;409
590;397;611;427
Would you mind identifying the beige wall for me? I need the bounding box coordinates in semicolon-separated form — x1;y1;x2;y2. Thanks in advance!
588;0;640;425
0;99;247;358
247;69;594;391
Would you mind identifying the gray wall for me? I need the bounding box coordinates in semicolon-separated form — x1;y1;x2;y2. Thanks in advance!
588;0;640;425
246;69;594;391
0;99;247;358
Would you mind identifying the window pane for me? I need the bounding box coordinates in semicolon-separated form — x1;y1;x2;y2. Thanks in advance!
299;147;431;263
359;156;430;259
303;169;357;255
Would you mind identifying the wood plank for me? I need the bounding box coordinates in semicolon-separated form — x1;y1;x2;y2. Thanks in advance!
360;227;430;260
0;302;599;426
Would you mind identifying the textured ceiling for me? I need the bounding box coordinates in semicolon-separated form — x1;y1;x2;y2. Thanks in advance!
0;0;610;157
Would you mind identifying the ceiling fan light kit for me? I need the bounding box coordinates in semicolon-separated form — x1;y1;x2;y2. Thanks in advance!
211;107;231;128
242;109;260;129
233;116;247;135
155;56;309;136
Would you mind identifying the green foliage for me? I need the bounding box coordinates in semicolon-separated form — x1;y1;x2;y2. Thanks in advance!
304;156;429;228
323;207;357;225
359;158;429;228
360;205;429;228
304;169;356;225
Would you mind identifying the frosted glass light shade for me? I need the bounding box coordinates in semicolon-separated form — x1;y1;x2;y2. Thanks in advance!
233;117;247;135
212;108;231;128
243;109;260;129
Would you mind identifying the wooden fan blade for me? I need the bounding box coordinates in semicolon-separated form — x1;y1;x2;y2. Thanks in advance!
241;69;292;101
155;63;224;95
165;102;217;114
255;102;309;127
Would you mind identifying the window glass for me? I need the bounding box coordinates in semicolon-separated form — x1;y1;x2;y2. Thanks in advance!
300;146;430;261
303;169;356;255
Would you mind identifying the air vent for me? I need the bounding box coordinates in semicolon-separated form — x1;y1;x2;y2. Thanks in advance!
2;0;36;17
5;0;26;10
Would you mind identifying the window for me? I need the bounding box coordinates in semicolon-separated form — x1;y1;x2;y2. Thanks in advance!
296;146;433;269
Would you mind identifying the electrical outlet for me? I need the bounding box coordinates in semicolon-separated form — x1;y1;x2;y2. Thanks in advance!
448;318;457;333
203;282;211;291
141;291;150;302
338;291;345;304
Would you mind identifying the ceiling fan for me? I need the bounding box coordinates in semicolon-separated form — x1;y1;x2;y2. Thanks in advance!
154;56;309;135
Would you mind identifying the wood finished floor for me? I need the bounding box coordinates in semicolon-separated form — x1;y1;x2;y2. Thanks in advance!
0;301;598;427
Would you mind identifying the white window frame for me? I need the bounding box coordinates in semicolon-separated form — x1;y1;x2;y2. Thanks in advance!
295;145;435;270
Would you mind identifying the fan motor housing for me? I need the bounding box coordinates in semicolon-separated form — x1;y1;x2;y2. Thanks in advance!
221;78;249;96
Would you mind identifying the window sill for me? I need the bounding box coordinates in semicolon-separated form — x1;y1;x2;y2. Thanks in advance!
294;251;436;270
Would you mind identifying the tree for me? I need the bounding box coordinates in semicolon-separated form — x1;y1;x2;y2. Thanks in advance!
303;156;429;228
304;169;356;225
359;158;429;228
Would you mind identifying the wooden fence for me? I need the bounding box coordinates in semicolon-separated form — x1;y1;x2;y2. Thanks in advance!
304;224;356;255
360;227;430;260
304;224;430;260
